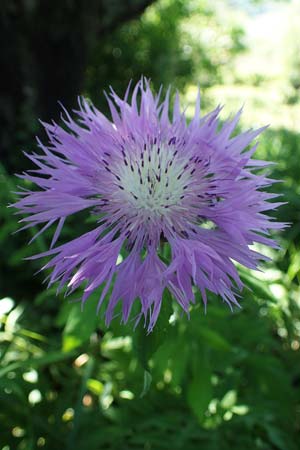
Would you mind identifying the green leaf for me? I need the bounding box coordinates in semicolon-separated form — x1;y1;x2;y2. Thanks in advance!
87;378;104;395
220;390;237;409
62;296;100;351
239;269;276;303
140;370;152;398
198;326;231;352
231;405;249;415
0;350;76;377
266;425;290;450
169;339;189;386
186;347;212;422
0;378;27;402
133;289;173;370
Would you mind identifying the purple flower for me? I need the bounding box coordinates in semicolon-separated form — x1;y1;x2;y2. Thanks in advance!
14;79;285;331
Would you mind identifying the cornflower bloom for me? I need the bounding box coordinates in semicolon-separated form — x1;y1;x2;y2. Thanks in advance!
14;79;284;331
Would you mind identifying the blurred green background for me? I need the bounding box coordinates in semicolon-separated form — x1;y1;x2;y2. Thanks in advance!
1;0;300;449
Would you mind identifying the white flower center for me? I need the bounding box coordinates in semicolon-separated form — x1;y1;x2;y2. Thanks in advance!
116;144;192;222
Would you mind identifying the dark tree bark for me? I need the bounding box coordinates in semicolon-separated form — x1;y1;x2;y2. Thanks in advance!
0;0;154;172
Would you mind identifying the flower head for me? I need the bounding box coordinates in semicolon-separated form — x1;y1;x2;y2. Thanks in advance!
14;79;285;331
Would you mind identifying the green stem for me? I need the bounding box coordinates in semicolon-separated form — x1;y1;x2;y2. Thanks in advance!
67;356;94;450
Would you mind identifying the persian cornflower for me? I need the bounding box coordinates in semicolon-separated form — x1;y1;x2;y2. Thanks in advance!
14;79;284;331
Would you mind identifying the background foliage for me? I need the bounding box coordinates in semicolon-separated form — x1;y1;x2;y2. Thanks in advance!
1;0;300;449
